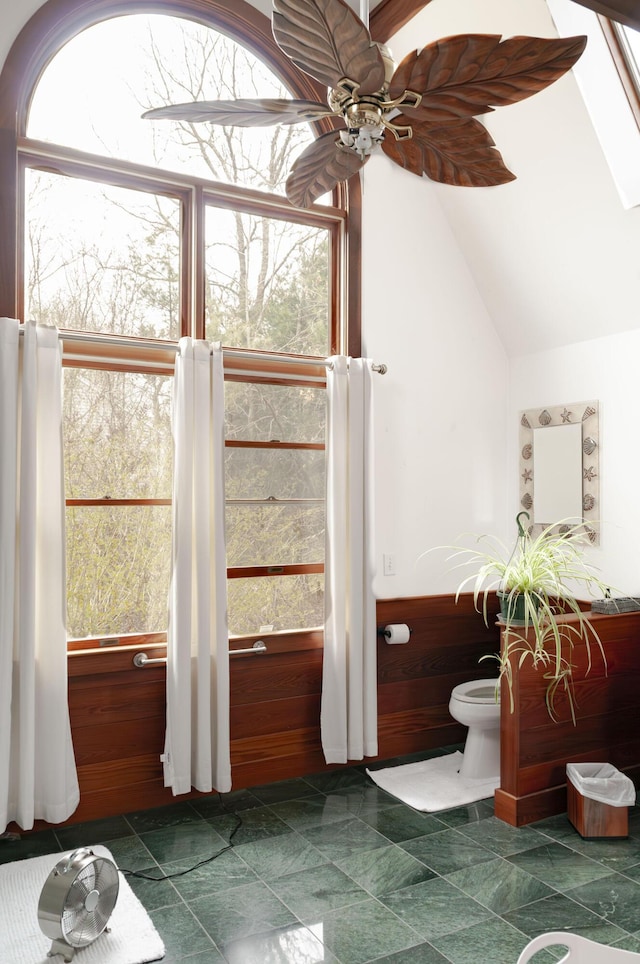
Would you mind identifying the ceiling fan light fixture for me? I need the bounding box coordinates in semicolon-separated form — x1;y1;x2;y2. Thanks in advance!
143;0;587;207
339;124;384;159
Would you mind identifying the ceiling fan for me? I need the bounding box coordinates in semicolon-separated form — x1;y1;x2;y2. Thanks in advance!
143;0;587;208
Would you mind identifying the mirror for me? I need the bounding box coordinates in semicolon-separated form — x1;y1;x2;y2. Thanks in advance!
519;401;599;543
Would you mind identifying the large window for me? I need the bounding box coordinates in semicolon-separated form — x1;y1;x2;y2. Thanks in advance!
3;0;359;649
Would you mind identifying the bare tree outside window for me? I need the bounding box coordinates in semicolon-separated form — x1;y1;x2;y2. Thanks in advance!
23;13;335;642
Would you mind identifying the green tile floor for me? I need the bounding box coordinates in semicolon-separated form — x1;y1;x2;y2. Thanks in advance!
3;746;640;964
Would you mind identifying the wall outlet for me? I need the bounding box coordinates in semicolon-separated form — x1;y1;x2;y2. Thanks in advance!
383;553;396;576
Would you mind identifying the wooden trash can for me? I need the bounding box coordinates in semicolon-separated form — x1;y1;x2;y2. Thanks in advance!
567;763;631;839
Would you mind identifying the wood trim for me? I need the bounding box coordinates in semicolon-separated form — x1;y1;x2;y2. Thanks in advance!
67;631;167;654
0;0;328;131
497;611;640;826
0;0;362;356
0;132;17;318
598;16;640;132
570;0;640;31
344;170;362;358
226;440;324;451
370;0;434;44
66;499;171;507
9;593;500;829
227;563;324;578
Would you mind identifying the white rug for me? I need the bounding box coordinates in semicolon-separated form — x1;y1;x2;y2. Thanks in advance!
0;845;165;963
367;751;499;812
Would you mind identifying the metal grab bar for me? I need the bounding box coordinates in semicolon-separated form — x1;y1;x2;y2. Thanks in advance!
232;640;267;656
133;653;165;667
133;640;267;668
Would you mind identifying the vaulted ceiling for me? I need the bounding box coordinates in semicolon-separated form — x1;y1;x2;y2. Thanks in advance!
368;0;640;42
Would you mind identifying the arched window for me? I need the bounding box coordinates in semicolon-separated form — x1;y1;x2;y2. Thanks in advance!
0;0;361;647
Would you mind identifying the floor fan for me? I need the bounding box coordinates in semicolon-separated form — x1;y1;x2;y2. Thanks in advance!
37;848;120;961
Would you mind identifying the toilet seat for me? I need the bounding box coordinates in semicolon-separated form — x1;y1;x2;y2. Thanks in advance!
451;679;499;704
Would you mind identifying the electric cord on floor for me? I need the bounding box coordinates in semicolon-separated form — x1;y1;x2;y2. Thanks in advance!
118;798;243;882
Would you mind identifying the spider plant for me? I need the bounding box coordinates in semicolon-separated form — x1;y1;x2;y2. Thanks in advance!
440;512;613;722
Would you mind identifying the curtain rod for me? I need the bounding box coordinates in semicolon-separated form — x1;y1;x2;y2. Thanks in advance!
18;325;387;374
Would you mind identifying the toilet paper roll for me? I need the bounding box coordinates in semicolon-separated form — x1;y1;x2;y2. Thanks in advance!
384;624;411;645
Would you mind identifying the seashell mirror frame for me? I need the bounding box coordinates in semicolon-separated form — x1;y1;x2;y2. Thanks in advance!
519;400;599;544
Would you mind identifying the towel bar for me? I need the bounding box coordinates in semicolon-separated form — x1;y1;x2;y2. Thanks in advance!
133;640;267;667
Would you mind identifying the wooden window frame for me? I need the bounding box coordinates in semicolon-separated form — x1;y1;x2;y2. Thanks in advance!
2;0;363;652
0;0;362;354
599;16;640;132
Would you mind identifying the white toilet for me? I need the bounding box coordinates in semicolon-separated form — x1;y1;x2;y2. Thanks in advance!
448;679;501;780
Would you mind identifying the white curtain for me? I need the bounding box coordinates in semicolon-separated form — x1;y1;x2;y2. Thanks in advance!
321;356;378;764
163;339;231;795
0;319;79;832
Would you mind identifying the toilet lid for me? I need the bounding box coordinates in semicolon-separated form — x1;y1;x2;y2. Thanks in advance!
452;680;500;704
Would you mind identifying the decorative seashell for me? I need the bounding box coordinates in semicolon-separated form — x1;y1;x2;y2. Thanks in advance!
520;414;531;428
538;410;552;425
522;444;532;460
583;466;597;482
560;408;572;423
582;405;596;420
583;436;597;455
521;469;533;484
521;493;533;509
583;493;595;511
586;526;597;544
558;524;570;534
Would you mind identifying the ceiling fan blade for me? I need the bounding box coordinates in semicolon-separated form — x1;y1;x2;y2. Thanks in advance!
143;97;335;126
389;34;587;124
381;115;516;187
286;130;366;207
273;0;386;94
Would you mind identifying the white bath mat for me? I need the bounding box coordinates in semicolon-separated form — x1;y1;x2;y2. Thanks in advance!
0;844;165;963
367;751;499;812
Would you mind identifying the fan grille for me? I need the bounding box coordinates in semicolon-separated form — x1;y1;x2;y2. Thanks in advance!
61;858;119;947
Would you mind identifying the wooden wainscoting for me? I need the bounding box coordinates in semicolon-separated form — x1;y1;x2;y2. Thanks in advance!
376;594;500;758
20;593;499;828
495;610;640;826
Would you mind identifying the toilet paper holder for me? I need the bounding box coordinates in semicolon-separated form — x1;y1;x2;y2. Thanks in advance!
377;623;412;644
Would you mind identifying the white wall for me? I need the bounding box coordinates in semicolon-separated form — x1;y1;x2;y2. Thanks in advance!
361;158;509;598
380;0;640;597
510;332;640;594
391;0;640;357
0;0;43;72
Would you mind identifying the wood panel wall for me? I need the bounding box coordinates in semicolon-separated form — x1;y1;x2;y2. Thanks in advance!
35;592;499;828
376;595;500;758
495;610;640;826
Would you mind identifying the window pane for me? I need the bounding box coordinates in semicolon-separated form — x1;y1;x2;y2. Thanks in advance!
226;448;324;500
206;208;330;354
226;504;324;567
228;574;323;636
66;506;171;638
225;383;326;443
64;369;173;499
619;24;640;90
25;169;180;338
27;15;313;195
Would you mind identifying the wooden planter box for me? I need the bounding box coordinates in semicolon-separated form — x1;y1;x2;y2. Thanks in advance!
494;611;640;826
